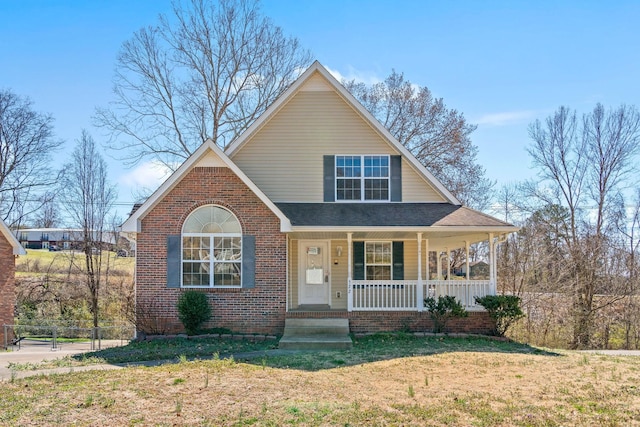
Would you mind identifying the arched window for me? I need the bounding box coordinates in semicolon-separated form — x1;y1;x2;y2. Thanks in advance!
182;205;242;287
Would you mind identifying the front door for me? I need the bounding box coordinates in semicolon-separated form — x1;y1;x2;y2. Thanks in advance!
299;240;330;305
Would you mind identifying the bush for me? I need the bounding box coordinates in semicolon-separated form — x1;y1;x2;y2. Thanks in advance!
475;295;524;336
424;295;468;333
177;291;212;335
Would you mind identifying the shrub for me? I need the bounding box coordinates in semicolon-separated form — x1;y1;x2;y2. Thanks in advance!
475;295;524;336
424;295;468;333
177;291;211;335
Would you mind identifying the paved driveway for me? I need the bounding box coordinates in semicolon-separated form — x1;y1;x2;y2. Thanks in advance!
0;339;127;381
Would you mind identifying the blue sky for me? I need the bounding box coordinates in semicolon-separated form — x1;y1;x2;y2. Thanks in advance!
1;1;639;218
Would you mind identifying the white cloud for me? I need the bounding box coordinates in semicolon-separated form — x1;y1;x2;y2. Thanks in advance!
474;110;538;127
119;160;172;193
325;65;382;85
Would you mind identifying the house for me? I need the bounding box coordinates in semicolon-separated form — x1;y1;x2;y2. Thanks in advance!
454;261;490;279
0;219;26;347
122;61;518;336
16;228;118;252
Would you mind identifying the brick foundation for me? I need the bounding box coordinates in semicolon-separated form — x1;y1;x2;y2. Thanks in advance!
286;310;495;335
0;234;16;346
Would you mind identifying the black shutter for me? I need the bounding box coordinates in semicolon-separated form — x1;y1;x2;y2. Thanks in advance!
167;235;181;288
353;241;364;280
390;155;402;202
242;235;256;289
392;241;404;280
323;155;335;202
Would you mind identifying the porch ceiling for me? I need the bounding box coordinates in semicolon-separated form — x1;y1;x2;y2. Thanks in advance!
287;230;507;248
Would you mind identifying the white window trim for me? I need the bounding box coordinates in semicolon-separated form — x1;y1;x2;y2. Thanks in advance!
181;232;243;289
335;154;391;202
364;240;393;280
180;204;244;289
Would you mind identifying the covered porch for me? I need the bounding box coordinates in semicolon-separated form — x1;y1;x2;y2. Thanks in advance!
285;230;508;313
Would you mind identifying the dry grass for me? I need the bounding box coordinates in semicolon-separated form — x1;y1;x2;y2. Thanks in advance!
16;249;134;277
2;346;640;425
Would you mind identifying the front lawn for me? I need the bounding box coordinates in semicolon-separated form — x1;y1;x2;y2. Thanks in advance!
1;334;638;426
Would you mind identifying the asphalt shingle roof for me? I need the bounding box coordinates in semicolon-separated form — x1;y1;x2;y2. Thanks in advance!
275;203;512;228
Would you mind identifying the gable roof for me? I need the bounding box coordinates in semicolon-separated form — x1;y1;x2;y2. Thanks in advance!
121;140;292;233
0;219;26;256
225;61;460;205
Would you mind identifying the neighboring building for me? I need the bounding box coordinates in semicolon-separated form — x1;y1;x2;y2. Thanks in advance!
16;228;117;251
122;61;518;336
454;261;490;279
0;219;26;347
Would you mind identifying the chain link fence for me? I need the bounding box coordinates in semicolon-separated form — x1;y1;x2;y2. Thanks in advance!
3;321;135;351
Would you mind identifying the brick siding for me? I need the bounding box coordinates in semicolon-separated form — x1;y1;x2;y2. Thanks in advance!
136;167;287;335
0;234;16;346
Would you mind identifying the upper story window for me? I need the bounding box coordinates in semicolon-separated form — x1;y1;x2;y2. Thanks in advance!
335;155;389;201
41;232;49;241
181;205;242;288
62;232;70;241
20;232;28;241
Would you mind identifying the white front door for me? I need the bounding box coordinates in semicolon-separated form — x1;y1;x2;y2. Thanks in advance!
299;240;330;305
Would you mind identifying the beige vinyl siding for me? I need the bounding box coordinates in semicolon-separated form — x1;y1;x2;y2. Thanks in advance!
288;238;425;310
330;240;348;310
232;88;445;203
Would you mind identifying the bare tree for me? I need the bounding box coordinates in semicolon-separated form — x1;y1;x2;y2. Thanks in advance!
33;191;60;228
527;103;640;348
95;0;312;169
0;89;63;226
343;71;493;208
59;131;117;328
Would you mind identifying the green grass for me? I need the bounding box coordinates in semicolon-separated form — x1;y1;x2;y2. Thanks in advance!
254;333;557;371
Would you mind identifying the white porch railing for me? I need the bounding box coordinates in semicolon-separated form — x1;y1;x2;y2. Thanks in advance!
351;280;418;311
426;280;491;310
349;279;492;311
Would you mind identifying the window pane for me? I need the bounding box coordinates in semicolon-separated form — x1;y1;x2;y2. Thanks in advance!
183;205;241;233
364;179;389;200
183;262;210;286
365;242;392;280
213;237;241;261
337;179;361;200
366;266;391;280
213;262;241;286
183;237;210;261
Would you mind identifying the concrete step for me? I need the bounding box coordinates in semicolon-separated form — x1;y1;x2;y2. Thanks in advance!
279;318;352;350
282;318;349;336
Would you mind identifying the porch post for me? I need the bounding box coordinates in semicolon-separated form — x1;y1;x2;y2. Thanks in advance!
417;233;423;311
347;232;353;312
488;233;496;295
465;240;470;281
445;247;450;280
285;235;289;312
436;250;442;279
425;238;430;281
